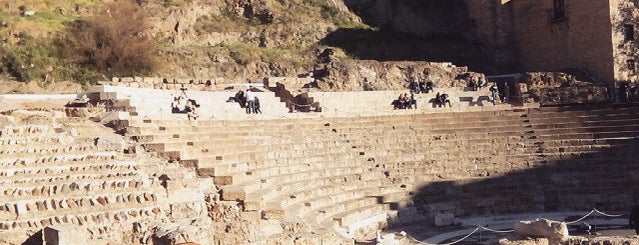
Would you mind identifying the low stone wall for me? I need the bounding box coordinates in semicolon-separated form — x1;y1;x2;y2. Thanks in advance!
522;72;608;105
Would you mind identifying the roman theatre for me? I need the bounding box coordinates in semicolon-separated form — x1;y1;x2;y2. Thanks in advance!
0;72;638;245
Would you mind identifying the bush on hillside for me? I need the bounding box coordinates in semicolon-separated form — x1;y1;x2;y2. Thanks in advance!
61;1;158;77
0;33;60;82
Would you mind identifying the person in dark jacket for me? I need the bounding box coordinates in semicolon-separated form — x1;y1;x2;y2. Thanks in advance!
630;205;639;235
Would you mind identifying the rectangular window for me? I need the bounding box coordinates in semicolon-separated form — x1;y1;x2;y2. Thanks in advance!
552;0;566;20
625;24;635;41
627;59;635;72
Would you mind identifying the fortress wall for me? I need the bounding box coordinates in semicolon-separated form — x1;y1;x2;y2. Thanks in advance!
610;0;639;82
511;0;615;82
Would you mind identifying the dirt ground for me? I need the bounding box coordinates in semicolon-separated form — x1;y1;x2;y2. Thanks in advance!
0;79;85;94
0;79;85;111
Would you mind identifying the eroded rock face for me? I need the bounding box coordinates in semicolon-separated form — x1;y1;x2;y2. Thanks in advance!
149;221;213;245
315;59;479;91
523;72;607;105
513;218;568;243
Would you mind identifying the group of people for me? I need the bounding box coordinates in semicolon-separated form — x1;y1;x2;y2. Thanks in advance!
435;92;452;107
395;92;417;109
468;77;488;91
488;83;509;105
232;87;262;114
171;88;200;120
409;80;435;94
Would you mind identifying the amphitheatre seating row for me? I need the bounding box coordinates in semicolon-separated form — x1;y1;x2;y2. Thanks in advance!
89;85;290;120
0;125;167;235
307;87;513;116
521;105;639;211
126;109;540;239
128;104;639;241
92;85;523;123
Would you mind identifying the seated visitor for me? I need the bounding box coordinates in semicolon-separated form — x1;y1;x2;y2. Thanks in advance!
409;80;418;94
186;99;200;120
418;81;426;94
398;93;407;109
469;78;477;91
171;96;187;113
439;93;452;107
478;77;487;88
407;92;417;109
425;81;434;93
233;90;246;107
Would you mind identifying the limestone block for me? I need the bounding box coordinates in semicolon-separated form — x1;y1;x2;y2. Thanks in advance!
499;238;549;245
121;77;135;83
152;223;212;245
433;212;455;227
95;136;126;151
513;218;568;242
43;225;88;245
15;202;27;216
221;187;246;201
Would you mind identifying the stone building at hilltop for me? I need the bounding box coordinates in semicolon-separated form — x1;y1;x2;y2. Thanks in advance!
461;0;638;83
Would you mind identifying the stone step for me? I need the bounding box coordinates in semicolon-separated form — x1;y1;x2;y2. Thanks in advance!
0;161;137;179
0;191;157;221
0;152;119;168
0;178;149;201
0;205;163;231
0;144;99;158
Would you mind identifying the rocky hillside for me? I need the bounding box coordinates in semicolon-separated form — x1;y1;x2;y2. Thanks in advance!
0;0;490;92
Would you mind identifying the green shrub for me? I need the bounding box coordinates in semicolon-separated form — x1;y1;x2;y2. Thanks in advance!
0;33;61;82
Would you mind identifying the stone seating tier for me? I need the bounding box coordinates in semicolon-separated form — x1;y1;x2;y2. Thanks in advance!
0;125;174;236
126;105;639;241
91;85;290;120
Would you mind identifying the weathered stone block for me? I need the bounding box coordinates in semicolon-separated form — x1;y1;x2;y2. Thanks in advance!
43;225;88;245
514;218;568;242
95;136;126;151
433;212;455;227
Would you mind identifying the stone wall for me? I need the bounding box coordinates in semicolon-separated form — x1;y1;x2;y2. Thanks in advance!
610;0;639;82
465;0;515;66
511;0;615;83
522;72;608;105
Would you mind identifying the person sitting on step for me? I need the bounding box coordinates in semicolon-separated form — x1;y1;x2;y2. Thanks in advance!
439;92;452;108
186;99;200;120
398;93;407;109
425;81;434;93
408;92;417;109
171;96;187;113
469;78;478;91
418;80;426;94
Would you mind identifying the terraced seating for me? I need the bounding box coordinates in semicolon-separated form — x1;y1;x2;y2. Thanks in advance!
126;103;639;242
89;85;290;120
0;125;168;235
